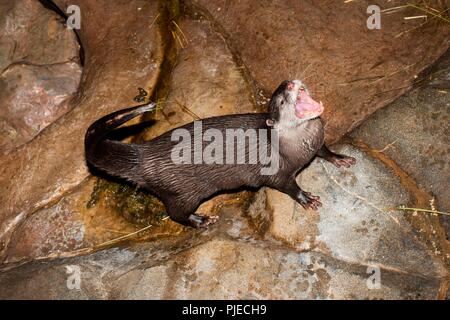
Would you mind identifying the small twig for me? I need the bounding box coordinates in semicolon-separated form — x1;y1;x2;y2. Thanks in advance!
381;5;410;13
395;8;449;38
174;99;201;120
92;224;153;247
171;30;185;49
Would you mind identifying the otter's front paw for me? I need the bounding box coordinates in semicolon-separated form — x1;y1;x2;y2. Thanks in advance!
297;191;322;211
330;155;356;168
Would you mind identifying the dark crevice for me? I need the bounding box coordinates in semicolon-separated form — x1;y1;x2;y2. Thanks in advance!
413;48;450;90
151;0;181;103
136;0;181;141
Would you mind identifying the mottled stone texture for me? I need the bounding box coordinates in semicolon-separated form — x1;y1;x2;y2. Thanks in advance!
0;0;82;153
0;0;448;299
3;16;258;264
190;0;449;143
0;0;164;261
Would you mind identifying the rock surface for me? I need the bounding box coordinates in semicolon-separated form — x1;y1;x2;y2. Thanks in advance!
249;145;447;278
0;0;165;261
0;0;448;299
0;62;81;152
0;206;444;299
0;0;82;152
0;0;79;72
1;72;448;297
190;0;450;143
351;55;450;213
350;52;450;239
2;15;257;264
144;16;257;138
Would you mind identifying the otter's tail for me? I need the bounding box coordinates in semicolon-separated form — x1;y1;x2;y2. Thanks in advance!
84;103;156;184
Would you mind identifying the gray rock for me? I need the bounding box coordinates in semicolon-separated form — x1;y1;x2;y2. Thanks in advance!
0;232;443;299
249;145;446;278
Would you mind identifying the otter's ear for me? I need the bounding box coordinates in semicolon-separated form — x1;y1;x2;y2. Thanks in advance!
266;119;275;127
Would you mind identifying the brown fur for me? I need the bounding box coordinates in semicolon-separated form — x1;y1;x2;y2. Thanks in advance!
85;80;355;228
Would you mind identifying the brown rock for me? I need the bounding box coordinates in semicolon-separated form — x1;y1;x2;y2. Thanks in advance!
2;12;257;263
189;0;450;142
0;0;79;72
143;16;257;138
0;0;165;262
0;62;81;152
3;178;183;263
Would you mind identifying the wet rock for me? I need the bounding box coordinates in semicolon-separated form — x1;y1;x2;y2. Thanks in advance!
0;0;165;262
0;200;445;300
189;0;449;143
351;57;450;212
0;225;443;299
0;0;82;152
143;16;257;138
0;0;448;300
0;62;81;152
0;231;211;299
3;178;184;264
2;13;257;263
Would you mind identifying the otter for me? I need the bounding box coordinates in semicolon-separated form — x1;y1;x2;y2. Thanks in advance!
85;80;356;228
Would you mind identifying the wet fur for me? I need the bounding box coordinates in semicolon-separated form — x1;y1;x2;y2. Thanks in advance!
85;81;353;227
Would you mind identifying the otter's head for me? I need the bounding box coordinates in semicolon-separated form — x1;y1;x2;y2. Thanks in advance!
267;80;324;127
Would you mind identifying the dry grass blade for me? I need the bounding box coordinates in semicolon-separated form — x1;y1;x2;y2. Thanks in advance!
172;20;189;44
175;99;201;120
408;3;450;23
32;224;154;261
149;13;160;29
397;206;450;216
404;15;427;20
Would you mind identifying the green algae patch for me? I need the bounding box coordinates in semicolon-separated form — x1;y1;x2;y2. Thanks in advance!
87;178;167;227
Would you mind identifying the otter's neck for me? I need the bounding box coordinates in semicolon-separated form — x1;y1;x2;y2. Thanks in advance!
276;118;324;163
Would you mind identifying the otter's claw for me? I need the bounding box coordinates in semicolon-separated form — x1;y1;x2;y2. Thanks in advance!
331;156;356;168
298;192;322;211
188;214;219;228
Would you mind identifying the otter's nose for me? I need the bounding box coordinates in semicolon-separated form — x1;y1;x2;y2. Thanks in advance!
287;81;295;90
